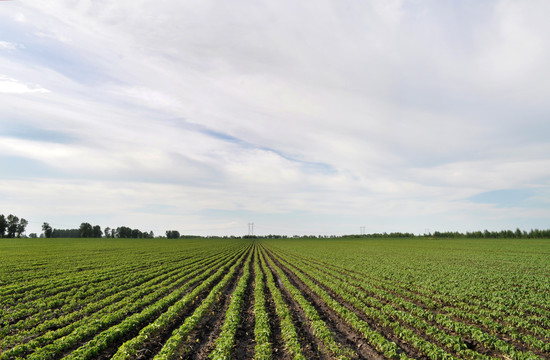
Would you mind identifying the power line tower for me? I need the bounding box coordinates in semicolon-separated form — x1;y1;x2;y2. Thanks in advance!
248;222;254;236
360;226;366;235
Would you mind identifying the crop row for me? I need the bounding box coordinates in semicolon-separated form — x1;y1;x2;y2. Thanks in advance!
2;237;548;359
276;247;550;357
2;241;249;359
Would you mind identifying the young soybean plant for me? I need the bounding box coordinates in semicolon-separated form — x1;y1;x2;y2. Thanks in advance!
153;249;251;360
209;250;253;360
259;248;306;360
253;247;272;360
262;248;353;360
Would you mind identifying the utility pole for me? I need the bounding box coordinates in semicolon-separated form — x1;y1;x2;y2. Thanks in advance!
360;226;365;235
248;222;254;236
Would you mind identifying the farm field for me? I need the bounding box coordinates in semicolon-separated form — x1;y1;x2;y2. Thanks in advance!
1;237;549;359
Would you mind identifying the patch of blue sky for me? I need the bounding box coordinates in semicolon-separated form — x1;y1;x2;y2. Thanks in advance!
2;121;76;144
171;118;337;174
1;155;64;179
0;17;110;86
256;144;337;174
200;127;247;146
468;189;536;208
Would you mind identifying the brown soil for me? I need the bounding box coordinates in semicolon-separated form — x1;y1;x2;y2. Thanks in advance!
262;269;293;360
261;251;333;360
265;249;390;360
280;251;512;359
94;254;245;360
231;253;256;360
173;252;251;360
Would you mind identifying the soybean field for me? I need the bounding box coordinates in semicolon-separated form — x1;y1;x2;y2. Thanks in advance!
1;237;549;359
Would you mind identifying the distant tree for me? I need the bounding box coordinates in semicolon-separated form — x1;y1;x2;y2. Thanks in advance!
51;228;80;238
29;233;37;238
17;218;28;237
0;214;6;237
92;225;102;238
149;231;154;238
80;222;93;238
42;222;53;238
7;214;19;238
104;227;111;238
116;226;132;238
166;230;180;239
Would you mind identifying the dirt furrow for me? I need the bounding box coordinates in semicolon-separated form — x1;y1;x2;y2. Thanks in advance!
285;253;516;358
262;265;292;360
232;249;256;360
261;251;328;360
265;249;390;360
175;250;251;360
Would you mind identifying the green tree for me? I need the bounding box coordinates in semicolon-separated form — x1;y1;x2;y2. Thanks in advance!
116;226;132;238
166;230;180;239
0;214;6;237
16;218;28;237
92;225;102;238
42;222;53;238
80;222;93;238
104;227;111;238
7;214;19;238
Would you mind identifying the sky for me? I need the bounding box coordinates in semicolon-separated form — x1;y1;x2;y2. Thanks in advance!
1;0;550;237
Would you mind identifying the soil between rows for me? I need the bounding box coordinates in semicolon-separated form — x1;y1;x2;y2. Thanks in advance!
303;253;550;340
95;252;247;360
261;251;328;360
288;253;524;358
264;249;388;360
231;250;256;360
10;254;225;352
261;263;292;360
174;250;252;360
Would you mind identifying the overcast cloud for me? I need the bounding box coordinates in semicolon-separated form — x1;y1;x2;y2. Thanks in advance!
1;0;549;236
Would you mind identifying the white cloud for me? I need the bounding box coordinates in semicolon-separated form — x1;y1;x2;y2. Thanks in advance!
14;12;26;23
0;41;22;50
0;1;549;235
0;75;50;94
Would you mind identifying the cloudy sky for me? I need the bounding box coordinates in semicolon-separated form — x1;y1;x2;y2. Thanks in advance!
1;1;549;236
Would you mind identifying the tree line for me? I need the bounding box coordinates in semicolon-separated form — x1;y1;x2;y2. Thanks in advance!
41;222;156;239
345;228;550;239
0;214;28;238
3;212;550;240
0;214;29;238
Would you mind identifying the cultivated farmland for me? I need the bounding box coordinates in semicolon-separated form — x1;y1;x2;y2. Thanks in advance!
0;237;549;359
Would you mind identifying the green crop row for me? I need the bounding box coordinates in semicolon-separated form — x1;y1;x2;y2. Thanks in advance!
1;248;227;340
7;248;245;360
253;247;272;360
262;248;354;360
209;247;254;359
151;247;253;360
2;247;237;359
263;238;549;360
295;254;545;359
259;246;306;360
